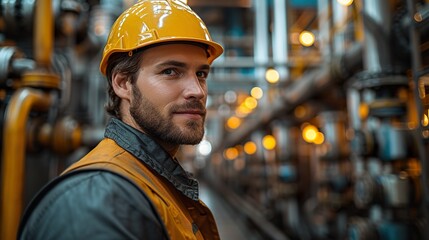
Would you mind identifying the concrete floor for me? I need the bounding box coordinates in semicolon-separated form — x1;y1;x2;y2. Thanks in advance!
199;182;264;240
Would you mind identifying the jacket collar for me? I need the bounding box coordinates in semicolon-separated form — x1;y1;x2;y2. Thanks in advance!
104;118;199;201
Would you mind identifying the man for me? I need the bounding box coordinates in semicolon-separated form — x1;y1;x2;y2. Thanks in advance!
18;0;223;239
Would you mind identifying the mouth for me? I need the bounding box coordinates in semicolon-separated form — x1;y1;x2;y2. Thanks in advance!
173;109;206;119
171;101;207;120
173;109;206;117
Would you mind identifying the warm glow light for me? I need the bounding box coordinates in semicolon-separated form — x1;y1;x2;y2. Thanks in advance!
336;0;353;6
244;97;258;109
314;132;325;145
251;87;264;99
302;125;318;143
244;141;257;155
414;13;423;22
359;103;369;120
178;0;188;4
236;105;252;117
299;30;315;47
227;116;242;129
224;147;239;160
265;68;280;84
423;113;429;127
262;135;276;150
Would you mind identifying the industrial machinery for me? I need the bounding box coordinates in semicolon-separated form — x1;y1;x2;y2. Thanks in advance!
1;0;428;240
206;0;429;240
0;0;124;238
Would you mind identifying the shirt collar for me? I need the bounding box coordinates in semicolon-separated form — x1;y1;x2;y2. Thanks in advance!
104;118;199;200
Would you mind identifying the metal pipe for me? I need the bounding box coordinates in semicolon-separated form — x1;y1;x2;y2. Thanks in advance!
361;0;393;72
1;0;57;235
254;0;269;70
416;3;429;35
0;47;36;84
332;0;349;55
1;88;53;240
406;0;429;238
34;0;53;67
318;0;333;60
218;43;363;148
254;0;270;104
273;0;290;82
11;58;37;75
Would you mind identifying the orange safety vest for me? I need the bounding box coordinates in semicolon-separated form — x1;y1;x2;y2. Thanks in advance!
62;138;220;240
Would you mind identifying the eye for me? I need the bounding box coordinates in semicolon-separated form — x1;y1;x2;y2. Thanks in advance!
162;68;178;76
196;71;209;79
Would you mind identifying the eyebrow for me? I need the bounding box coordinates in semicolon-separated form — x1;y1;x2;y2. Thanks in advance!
155;60;211;71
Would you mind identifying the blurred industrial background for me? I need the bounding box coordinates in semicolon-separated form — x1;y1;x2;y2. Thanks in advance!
1;0;429;239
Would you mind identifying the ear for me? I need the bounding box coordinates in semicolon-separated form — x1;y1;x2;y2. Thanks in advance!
112;72;132;101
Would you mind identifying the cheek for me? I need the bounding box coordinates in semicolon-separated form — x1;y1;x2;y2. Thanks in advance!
139;84;178;108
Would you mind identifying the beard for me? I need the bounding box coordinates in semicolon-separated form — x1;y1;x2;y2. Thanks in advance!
129;86;206;145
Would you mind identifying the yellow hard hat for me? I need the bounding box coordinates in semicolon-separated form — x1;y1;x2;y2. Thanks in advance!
99;0;224;75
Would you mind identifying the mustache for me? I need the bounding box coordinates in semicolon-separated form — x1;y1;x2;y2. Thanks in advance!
170;101;206;114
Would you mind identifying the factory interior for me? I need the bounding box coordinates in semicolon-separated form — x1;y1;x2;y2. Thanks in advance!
1;0;429;239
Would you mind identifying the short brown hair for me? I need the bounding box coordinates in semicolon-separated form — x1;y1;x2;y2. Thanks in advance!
104;50;144;118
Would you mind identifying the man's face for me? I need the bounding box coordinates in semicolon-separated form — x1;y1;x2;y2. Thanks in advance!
129;43;210;146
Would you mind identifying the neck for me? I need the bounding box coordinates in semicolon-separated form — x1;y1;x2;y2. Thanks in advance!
120;115;179;158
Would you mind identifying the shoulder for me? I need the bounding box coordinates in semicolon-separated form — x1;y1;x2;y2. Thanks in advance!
19;171;167;240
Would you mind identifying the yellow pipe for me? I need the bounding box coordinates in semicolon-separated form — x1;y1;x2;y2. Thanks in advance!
0;88;52;240
34;0;53;67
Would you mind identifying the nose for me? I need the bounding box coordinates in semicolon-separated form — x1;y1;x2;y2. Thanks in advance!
183;74;206;100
